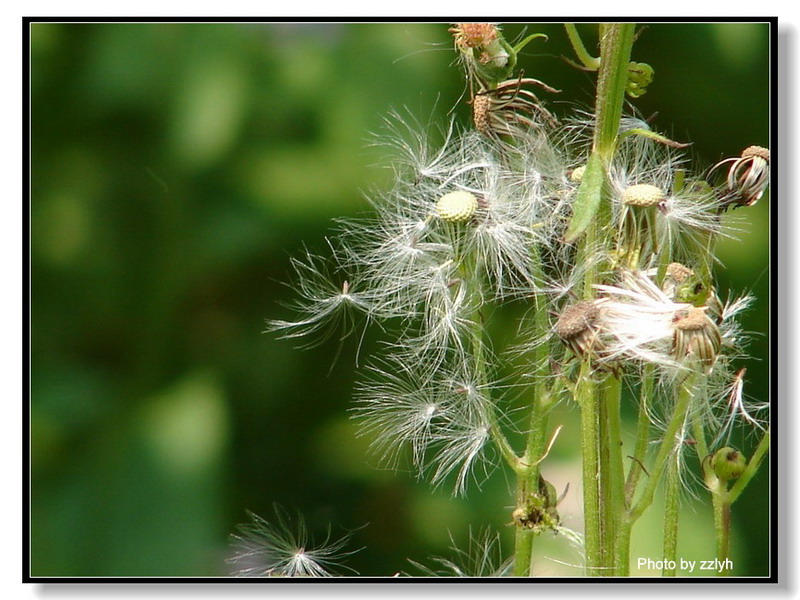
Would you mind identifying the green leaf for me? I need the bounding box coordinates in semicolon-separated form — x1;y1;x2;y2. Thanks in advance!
565;153;605;243
619;128;691;148
512;33;548;54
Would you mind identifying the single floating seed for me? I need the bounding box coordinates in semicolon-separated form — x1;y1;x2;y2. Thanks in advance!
436;191;479;223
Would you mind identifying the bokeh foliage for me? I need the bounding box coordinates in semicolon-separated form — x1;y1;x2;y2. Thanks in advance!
31;22;770;577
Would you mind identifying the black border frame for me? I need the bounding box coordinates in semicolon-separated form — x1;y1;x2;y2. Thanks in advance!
23;15;779;585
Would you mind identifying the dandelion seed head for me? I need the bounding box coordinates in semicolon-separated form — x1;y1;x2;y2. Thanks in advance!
436;190;479;223
622;183;666;207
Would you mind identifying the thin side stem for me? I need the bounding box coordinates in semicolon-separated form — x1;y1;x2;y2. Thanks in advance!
629;371;697;522
512;247;552;576
727;430;770;504
625;366;653;505
564;23;601;70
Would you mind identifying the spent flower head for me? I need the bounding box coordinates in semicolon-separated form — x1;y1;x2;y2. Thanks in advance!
712;145;770;211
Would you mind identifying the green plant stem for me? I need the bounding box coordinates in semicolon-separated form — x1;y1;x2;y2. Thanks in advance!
694;428;769;578
593;24;636;159
513;248;552;576
713;491;730;575
603;375;626;575
690;381;733;576
727;429;770;504
513;526;535;577
574;22;635;577
625;366;653;505
629;370;697;522
564;23;601;70
598;393;613;568
577;363;602;575
690;411;731;575
662;456;680;576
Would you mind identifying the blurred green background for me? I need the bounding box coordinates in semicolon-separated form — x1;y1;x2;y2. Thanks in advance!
30;22;770;577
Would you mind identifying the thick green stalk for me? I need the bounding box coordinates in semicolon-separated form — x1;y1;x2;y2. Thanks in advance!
598;394;613;567
593;24;636;159
574;23;635;577
577;364;602;574
662;457;680;576
604;375;626;575
513;526;535;577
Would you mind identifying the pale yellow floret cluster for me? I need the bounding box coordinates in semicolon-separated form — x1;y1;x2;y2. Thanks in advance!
622;183;666;207
436;191;478;223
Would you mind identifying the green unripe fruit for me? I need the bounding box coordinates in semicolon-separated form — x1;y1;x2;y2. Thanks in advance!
711;447;747;481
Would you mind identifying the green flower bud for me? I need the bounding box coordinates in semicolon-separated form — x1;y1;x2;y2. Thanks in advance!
627;61;654;98
711;447;747;481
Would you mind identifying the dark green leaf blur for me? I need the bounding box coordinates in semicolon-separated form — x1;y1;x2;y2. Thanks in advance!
31;22;770;577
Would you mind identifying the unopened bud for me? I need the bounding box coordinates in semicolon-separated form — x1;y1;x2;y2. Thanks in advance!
711;447;747;481
627;62;654;98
